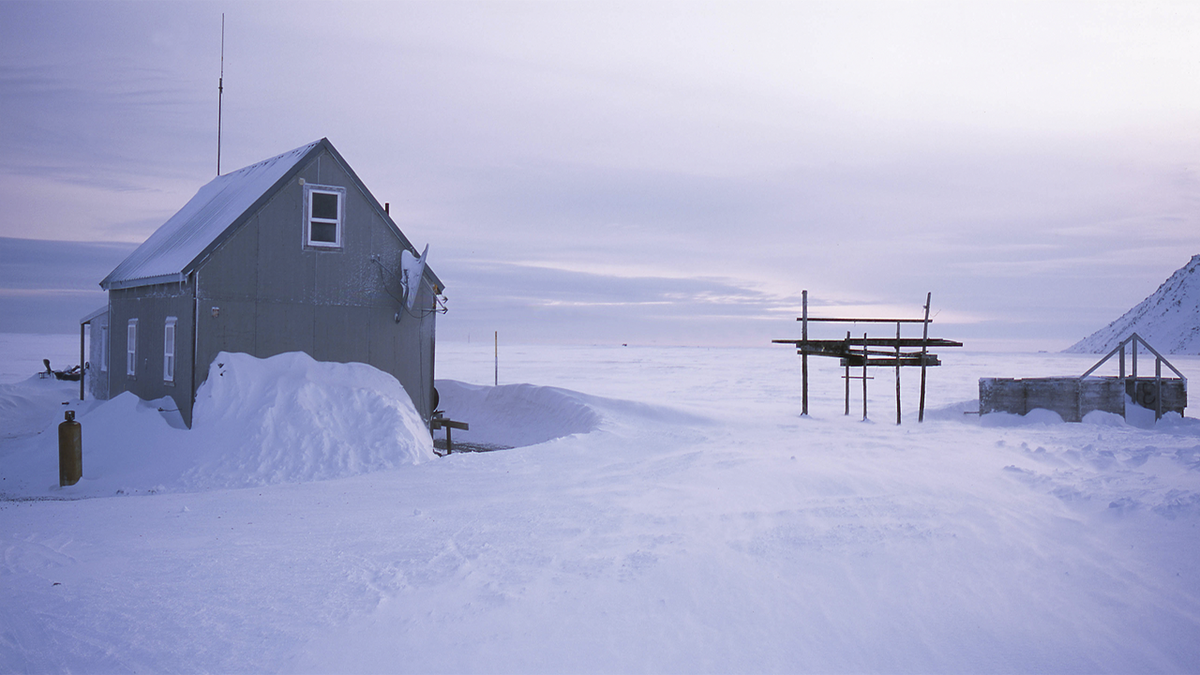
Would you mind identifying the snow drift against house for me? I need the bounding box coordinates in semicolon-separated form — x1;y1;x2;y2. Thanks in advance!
1067;254;1200;354
0;351;436;496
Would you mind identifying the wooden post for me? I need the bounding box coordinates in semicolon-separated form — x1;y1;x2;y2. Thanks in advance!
1119;341;1125;379
801;290;809;417
79;322;86;401
1132;338;1138;380
895;321;902;425
1156;358;1162;420
494;331;498;387
861;332;868;421
844;330;851;416
918;292;931;422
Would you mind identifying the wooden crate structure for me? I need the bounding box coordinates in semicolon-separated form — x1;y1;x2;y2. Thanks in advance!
979;334;1187;421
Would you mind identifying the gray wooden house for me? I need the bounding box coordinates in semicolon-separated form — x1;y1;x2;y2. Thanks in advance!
83;138;443;427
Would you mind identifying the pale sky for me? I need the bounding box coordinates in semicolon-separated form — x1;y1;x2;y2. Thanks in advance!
2;1;1198;348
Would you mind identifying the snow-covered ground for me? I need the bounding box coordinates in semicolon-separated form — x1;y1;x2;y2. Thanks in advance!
3;336;1200;673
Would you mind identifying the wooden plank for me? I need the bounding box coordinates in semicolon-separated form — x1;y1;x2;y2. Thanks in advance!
797;317;932;323
773;338;963;348
799;347;942;358
839;356;942;367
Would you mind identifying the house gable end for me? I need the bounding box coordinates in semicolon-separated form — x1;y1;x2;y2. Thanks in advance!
319;141;444;292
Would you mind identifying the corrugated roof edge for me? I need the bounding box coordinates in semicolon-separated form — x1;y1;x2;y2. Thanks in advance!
80;304;108;324
103;273;187;291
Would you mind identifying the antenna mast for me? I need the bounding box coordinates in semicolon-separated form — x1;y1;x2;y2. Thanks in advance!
217;13;224;175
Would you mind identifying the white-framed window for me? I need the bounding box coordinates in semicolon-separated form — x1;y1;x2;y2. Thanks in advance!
304;184;345;249
126;319;138;378
163;317;177;383
99;325;108;372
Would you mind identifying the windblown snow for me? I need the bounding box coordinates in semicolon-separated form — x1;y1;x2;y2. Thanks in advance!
1067;253;1200;354
3;342;1200;673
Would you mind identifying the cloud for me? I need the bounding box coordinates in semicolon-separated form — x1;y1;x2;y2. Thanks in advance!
435;259;802;346
3;1;1199;349
0;237;134;333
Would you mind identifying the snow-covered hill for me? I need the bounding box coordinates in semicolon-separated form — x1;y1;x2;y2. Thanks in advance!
1066;254;1200;354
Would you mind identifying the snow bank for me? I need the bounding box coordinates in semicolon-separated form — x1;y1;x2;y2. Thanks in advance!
181;352;435;488
433;380;601;449
0;376;80;440
0;351;434;497
432;379;712;450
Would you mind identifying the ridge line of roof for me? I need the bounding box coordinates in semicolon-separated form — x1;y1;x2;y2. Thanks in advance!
99;138;443;293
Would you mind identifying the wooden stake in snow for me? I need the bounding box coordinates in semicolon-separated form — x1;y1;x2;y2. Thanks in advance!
862;333;868;421
801;290;809;417
494;331;498;387
918;292;931;422
895;321;902;425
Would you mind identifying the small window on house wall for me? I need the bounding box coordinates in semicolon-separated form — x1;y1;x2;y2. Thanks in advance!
304;184;345;249
163;317;177;383
126;319;137;378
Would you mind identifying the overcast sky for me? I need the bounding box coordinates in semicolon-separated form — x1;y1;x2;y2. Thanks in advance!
2;1;1198;349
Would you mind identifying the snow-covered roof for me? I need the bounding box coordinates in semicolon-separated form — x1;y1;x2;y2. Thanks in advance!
79;304;108;325
102;140;323;290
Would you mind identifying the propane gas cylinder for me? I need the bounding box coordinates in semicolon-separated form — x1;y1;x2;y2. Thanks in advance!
59;410;82;487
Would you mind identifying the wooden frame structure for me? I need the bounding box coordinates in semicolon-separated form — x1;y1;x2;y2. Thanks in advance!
773;292;962;423
980;333;1187;422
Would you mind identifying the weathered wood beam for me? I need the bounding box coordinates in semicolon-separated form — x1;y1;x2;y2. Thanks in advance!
773;338;963;348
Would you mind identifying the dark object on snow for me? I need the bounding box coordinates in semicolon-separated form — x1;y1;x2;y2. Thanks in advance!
980;333;1187;422
43;359;82;382
430;412;469;456
59;410;82;487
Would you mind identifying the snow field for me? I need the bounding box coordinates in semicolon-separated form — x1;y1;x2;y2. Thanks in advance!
2;340;1200;672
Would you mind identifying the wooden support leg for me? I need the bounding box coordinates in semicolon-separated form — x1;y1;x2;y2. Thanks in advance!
79;322;86;402
918;292;931;422
862;333;868;421
1156;359;1162;421
895;321;901;425
844;331;850;416
801;290;809;417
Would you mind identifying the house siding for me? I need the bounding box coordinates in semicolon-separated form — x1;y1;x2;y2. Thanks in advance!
107;281;196;424
190;148;437;424
86;311;110;401
97;141;439;429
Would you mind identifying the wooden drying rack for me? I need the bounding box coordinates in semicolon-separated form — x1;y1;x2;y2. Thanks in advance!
773;291;962;423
